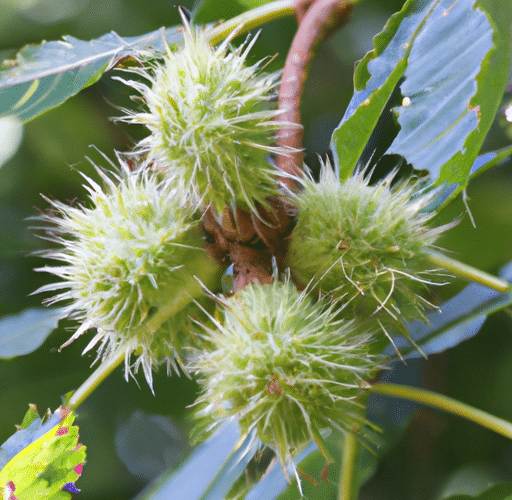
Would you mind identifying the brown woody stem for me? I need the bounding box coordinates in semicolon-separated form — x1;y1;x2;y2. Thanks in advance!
277;0;354;187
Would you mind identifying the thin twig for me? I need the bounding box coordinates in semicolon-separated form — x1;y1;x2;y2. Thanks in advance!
425;249;511;293
66;348;126;411
371;383;512;440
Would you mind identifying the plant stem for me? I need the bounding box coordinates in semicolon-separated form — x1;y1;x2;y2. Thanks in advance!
339;432;359;500
371;383;512;440
205;0;295;46
425;249;511;293
276;0;354;185
66;348;126;411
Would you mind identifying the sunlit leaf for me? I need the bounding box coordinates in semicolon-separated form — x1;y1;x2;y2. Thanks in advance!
0;407;85;499
385;0;494;181
331;0;510;192
0;27;183;123
0;307;65;358
332;0;434;178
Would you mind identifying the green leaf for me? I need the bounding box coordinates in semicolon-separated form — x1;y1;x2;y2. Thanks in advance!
0;307;65;358
386;0;504;189
0;408;51;470
331;0;431;179
0;27;183;123
445;482;512;500
135;421;259;500
18;404;40;431
428;145;512;212
0;408;85;499
331;0;509;188
385;259;512;359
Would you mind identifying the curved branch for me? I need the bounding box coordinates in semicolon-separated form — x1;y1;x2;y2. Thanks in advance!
277;0;354;185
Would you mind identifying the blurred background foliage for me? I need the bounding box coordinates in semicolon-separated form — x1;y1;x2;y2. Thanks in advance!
0;0;511;499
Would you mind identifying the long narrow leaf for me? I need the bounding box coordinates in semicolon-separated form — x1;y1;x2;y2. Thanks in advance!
135;421;258;500
384;260;512;359
198;430;260;500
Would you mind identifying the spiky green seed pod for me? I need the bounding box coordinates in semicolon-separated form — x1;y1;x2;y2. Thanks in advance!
36;157;221;387
286;162;448;337
117;22;295;215
191;280;379;469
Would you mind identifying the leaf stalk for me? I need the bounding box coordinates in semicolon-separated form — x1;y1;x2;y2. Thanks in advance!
205;0;295;45
66;348;125;411
425;249;510;293
371;383;512;440
339;431;360;500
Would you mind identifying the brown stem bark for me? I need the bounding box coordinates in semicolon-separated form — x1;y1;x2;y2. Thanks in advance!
277;0;353;187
